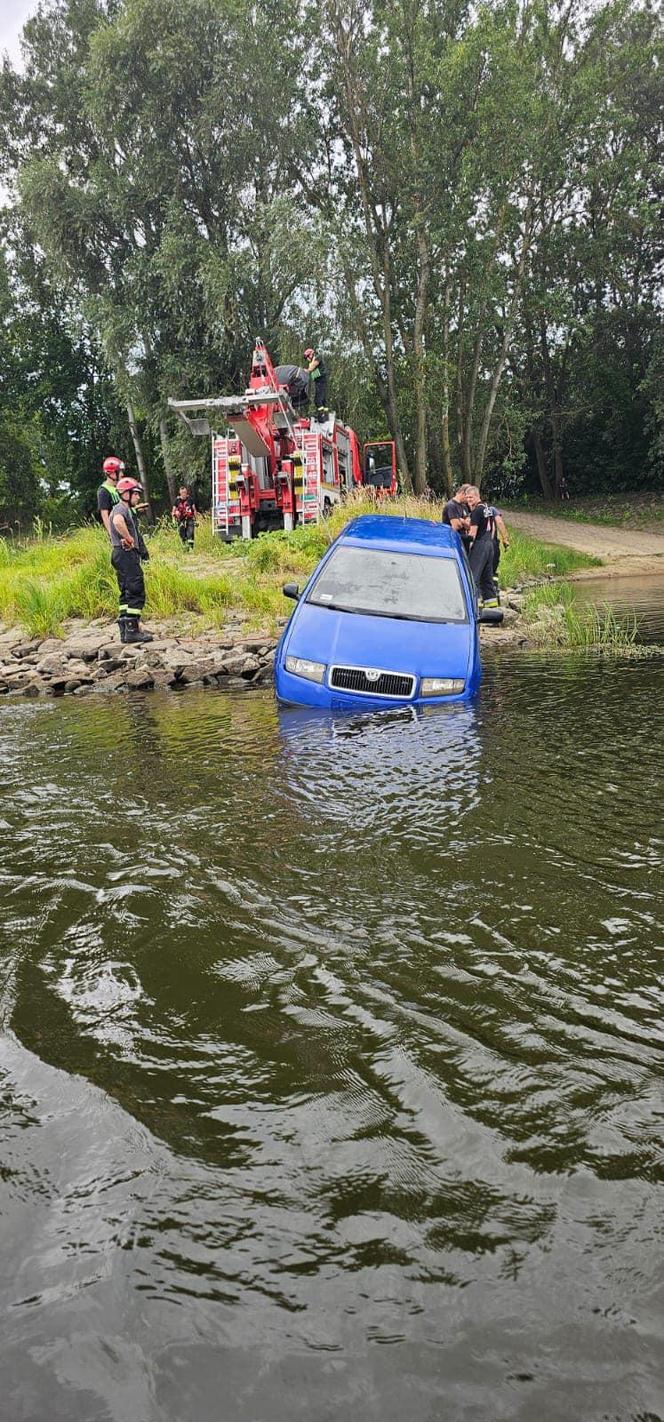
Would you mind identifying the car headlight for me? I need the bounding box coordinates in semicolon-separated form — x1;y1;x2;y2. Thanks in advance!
285;656;326;684
420;677;465;697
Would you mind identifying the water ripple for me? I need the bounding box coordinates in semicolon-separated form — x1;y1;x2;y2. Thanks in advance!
1;654;663;1420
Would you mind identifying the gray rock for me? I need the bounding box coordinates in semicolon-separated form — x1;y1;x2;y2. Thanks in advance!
65;658;92;680
62;637;104;661
220;654;248;676
151;669;177;689
238;653;260;675
96;654;124;672
5;668;42;688
36;652;70;676
180;660;215;683
126;666;155;689
96;671;129;693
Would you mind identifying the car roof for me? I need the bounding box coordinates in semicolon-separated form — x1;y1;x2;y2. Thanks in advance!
338;514;459;555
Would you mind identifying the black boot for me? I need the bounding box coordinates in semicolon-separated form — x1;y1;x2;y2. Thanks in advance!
118;616;128;643
124;616;153;644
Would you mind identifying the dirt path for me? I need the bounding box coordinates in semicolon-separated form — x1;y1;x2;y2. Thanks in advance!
506;509;664;575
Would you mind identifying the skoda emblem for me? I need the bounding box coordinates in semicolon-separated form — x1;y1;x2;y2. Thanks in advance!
365;669;381;682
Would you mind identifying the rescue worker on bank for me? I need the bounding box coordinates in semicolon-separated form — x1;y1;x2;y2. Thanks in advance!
97;455;124;539
109;477;153;643
487;502;510;598
304;346;328;419
464;485;500;608
172;484;197;548
442;485;471;552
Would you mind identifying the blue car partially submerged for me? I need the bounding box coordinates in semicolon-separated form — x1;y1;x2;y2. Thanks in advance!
275;515;498;710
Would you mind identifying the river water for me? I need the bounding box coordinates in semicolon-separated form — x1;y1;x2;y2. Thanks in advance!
1;648;663;1422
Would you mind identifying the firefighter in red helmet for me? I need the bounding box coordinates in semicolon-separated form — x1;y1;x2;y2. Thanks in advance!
108;477;153;643
97;456;124;539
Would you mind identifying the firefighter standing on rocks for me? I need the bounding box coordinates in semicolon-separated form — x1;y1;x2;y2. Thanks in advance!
97;456;123;538
109;478;153;643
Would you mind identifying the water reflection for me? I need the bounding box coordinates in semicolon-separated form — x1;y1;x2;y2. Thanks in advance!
1;654;663;1421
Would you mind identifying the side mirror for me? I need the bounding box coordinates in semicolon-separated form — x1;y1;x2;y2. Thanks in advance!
478;607;504;625
282;582;300;601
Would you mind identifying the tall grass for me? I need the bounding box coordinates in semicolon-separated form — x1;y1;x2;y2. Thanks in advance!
499;530;599;584
523;583;639;649
0;501;598;640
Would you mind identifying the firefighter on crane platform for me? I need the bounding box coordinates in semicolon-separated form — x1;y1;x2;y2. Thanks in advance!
304;346;328;420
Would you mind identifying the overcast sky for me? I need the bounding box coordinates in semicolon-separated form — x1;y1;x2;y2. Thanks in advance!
1;0;39;66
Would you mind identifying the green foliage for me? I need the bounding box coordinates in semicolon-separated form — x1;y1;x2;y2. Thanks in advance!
0;0;661;509
0;419;41;528
523;583;640;650
499;533;599;585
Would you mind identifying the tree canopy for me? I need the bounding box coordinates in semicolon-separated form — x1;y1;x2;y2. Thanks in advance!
0;0;661;523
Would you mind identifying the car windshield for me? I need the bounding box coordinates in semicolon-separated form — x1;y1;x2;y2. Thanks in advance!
307;545;469;623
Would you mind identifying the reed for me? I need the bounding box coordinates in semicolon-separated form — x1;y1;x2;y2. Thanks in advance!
523;583;639;649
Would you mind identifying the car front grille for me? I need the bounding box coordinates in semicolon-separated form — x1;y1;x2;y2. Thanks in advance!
329;666;415;698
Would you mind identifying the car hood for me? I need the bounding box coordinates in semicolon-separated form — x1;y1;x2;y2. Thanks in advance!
284;602;473;680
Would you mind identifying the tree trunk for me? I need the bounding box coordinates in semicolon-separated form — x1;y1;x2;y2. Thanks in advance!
159;416;178;505
463;329;483;481
342;258;413;491
531;430;554;499
474;199;535;485
441;282;453;496
326;0;412;491
125;397;154;522
551;409;565;497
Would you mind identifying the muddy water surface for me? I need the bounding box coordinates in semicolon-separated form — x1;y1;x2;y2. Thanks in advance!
1;648;663;1421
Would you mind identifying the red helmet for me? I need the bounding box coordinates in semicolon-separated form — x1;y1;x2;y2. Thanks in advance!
102;456;125;477
117;477;143;496
303;347;315;358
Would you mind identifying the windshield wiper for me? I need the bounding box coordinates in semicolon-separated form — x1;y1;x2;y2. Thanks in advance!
307;600;455;623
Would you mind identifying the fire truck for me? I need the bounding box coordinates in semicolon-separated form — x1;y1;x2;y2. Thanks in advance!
168;339;397;540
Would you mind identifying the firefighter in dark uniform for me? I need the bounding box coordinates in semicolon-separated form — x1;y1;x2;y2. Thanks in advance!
97;455;124;539
465;485;499;607
109;478;153;643
304;346;328;418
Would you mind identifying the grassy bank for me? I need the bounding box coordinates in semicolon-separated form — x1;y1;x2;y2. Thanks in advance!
522;582;640;650
1;496;598;640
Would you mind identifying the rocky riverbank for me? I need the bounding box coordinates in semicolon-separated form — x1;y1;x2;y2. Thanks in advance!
0;599;528;699
0;622;277;697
